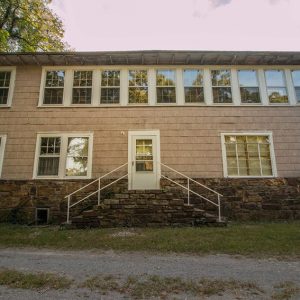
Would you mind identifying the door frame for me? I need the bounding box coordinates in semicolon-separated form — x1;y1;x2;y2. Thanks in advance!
128;130;161;190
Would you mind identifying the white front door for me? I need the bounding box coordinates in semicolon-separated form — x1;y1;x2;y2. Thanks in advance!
128;130;161;190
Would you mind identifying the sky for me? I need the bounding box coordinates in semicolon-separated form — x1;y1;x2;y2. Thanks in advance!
50;0;300;51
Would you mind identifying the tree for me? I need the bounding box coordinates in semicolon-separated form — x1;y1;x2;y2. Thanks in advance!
0;0;69;52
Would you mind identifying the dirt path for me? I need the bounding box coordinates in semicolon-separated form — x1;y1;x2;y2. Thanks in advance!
0;248;299;299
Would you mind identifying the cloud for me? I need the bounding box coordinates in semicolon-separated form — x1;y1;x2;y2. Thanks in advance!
269;0;289;4
210;0;232;7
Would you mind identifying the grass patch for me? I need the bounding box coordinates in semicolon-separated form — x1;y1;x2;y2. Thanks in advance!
272;281;300;300
82;274;264;299
0;268;73;290
0;222;299;257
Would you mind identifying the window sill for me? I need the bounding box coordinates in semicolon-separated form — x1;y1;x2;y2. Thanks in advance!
34;176;92;180
225;175;276;179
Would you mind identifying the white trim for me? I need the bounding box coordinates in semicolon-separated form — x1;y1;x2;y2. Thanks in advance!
221;131;277;178
38;65;300;108
0;134;7;178
33;132;93;180
128;130;161;190
264;69;290;105
0;67;16;107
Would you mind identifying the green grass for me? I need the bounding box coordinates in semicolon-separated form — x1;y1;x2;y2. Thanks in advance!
0;268;73;290
82;274;264;299
272;281;300;300
0;222;299;257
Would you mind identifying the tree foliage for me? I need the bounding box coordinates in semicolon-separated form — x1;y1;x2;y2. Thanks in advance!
0;0;69;52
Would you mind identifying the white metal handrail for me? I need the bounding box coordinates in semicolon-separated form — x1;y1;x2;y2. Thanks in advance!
65;163;128;223
160;163;222;222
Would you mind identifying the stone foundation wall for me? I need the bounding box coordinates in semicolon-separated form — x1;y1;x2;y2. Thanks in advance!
0;178;299;224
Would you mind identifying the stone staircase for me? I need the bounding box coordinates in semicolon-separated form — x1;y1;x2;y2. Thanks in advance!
68;187;226;228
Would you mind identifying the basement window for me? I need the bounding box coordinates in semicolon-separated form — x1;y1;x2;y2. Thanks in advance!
36;208;49;225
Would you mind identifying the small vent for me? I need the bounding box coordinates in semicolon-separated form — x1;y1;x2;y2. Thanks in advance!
36;208;49;225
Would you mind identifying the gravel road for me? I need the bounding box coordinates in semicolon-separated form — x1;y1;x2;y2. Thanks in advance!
0;248;299;299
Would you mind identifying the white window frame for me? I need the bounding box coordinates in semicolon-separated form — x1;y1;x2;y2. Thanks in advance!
291;69;300;104
71;69;94;105
182;68;205;104
264;69;289;105
128;69;149;105
237;69;262;105
221;132;277;178
155;68;177;105
33;132;93;179
0;67;16;107
210;69;233;105
100;69;121;105
0;134;7;177
38;65;299;107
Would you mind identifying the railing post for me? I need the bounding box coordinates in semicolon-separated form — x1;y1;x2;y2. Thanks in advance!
98;178;101;205
187;178;190;206
67;196;70;224
218;194;221;222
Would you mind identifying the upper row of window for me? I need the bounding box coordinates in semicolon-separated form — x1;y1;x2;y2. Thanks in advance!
0;68;300;106
43;69;300;105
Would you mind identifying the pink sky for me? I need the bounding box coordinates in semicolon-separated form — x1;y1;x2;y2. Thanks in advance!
50;0;300;51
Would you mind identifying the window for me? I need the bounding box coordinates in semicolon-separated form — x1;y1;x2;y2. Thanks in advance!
222;134;276;177
291;70;300;103
238;70;261;104
265;70;288;104
43;71;65;104
0;135;7;177
183;69;204;103
211;70;232;103
129;70;148;104
35;133;92;179
72;71;93;104
0;68;15;106
37;137;61;176
156;70;176;103
101;70;120;104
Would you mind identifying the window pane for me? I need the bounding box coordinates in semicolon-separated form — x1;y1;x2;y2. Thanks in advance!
291;70;300;86
66;137;89;177
294;87;300;103
238;70;258;87
44;88;64;104
267;87;288;103
72;88;92;104
100;88;120;104
224;135;273;177
184;87;204;103
40;137;61;155
101;70;120;86
45;71;64;87
240;87;260;103
38;157;59;176
213;87;232;103
156;70;175;86
291;71;300;102
73;71;93;87
211;70;231;86
183;70;203;86
265;70;285;86
129;70;148;87
129;87;148;104
0;72;11;87
0;88;8;105
157;87;176;103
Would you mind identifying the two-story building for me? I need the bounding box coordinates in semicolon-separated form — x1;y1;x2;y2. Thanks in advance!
0;51;299;226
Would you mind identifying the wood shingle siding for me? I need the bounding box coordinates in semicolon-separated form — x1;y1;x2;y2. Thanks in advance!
0;66;300;179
